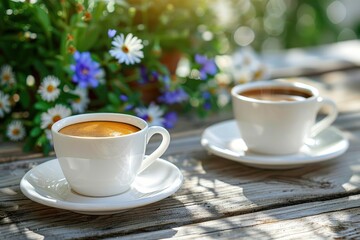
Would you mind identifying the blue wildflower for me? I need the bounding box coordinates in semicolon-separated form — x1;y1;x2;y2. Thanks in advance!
203;101;212;110
151;71;159;81
124;104;134;111
139;65;149;83
202;91;212;110
163;111;178;129
159;74;171;87
139;66;160;84
119;94;128;102
108;29;116;38
70;51;102;88
202;91;211;99
159;87;188;104
195;54;217;80
119;94;133;111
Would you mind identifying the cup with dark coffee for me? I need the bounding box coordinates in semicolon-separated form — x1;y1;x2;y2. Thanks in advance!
51;113;170;197
231;80;337;155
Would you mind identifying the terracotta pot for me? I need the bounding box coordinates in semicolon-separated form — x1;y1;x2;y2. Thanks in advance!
160;50;182;75
133;50;182;104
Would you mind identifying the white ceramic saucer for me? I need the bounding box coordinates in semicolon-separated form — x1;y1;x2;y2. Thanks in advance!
20;158;183;215
201;120;349;169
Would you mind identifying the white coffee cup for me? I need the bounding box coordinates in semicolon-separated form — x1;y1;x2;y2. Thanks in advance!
231;80;337;155
51;113;170;197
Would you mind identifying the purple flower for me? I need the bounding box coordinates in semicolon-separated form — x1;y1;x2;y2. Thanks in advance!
202;91;211;99
70;51;102;88
139;66;160;84
163;111;178;129
159;87;188;104
151;71;159;81
108;29;117;38
125;104;134;111
160;74;170;87
195;54;217;80
202;91;212;110
119;94;128;102
119;94;133;110
203;101;212;110
139;65;148;83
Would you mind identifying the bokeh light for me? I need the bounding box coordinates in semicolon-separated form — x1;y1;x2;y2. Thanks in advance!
327;1;347;24
234;26;255;46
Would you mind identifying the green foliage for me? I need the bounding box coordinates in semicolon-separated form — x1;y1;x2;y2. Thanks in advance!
0;0;225;155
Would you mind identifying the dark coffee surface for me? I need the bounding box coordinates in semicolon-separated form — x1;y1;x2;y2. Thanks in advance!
240;87;312;102
59;121;140;137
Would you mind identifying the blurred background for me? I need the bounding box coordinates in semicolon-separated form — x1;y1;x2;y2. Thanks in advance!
214;0;360;53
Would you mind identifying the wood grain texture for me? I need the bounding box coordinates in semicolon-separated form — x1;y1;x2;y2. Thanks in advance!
115;195;360;240
1;121;359;239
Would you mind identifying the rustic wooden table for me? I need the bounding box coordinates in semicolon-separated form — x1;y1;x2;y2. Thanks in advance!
1;42;360;239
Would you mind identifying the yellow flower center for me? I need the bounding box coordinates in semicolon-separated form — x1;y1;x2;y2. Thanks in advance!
74;97;81;103
3;74;10;82
47;85;55;93
81;68;89;75
52;115;61;123
122;45;129;53
12;128;20;136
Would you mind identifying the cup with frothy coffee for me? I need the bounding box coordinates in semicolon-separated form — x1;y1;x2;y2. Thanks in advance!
231;80;337;155
51;113;170;197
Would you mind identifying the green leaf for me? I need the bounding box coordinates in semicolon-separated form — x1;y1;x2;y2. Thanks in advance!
58;92;78;103
108;92;120;106
34;114;41;125
33;60;48;76
23;137;36;153
42;142;52;156
35;6;52;38
19;89;31;108
36;134;47;147
108;63;120;73
34;101;51;111
30;127;42;137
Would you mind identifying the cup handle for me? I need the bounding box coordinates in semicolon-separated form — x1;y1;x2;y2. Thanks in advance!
138;126;170;173
310;97;338;137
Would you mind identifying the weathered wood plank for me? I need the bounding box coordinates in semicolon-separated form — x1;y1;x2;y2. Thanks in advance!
119;195;360;240
1;123;360;239
2;188;360;239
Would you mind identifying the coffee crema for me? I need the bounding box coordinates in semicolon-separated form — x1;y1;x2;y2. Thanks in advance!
239;87;313;102
59;121;140;137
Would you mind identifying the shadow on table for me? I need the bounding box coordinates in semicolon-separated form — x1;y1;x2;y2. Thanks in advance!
196;146;357;238
1;191;187;239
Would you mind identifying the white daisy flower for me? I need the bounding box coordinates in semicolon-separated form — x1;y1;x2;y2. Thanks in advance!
7;121;26;141
0;91;11;118
41;104;71;129
232;47;269;81
70;87;89;113
232;68;253;84
1;65;16;85
232;47;259;71
45;129;53;146
109;33;144;65
135;102;164;127
38;76;61;102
